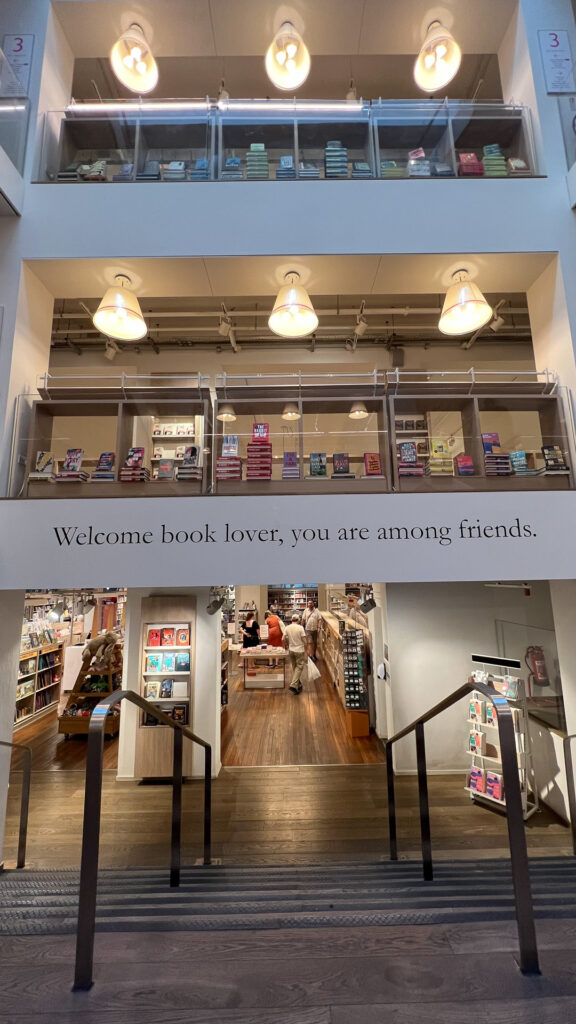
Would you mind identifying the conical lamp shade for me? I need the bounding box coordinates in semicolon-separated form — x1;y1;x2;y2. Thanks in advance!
110;23;158;94
349;401;369;420
282;402;301;420
414;21;461;93
269;273;318;338
438;271;492;336
265;21;311;91
217;404;237;422
93;276;147;341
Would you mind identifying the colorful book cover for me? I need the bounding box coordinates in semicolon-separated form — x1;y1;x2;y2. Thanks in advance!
34;451;55;475
486;771;504;801
160;679;174;698
469;730;486;755
363;452;383;476
152;423;163;436
510;450;528;472
399;441;418;464
62;449;84;472
162;653;176;673
95;451;115;472
161;627;175;646
332;452;350;475
222;435;239;457
468;767;486;793
456;454;474;475
486;704;497;726
542;445;568;469
157;459;175;479
309;452;327;476
283;452;299;468
430;438;449;457
252;423;270;442
469;698;485;722
176;627;190;646
124;447;145;468
172;705;187;724
147;628;161;647
182;445;200;466
145;653;162;673
175;651;190;672
482;433;500;453
144;681;160;699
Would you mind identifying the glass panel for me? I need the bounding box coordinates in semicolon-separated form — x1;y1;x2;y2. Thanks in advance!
301;408;383;479
297;118;373;180
374;99;453;178
449;102;534;177
496;618;566;733
0;47;30;174
219;119;296;180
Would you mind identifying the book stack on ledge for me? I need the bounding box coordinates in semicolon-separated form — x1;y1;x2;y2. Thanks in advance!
510;450;539;477
119;447;150;483
458;151;484;177
426;439;453;476
282;452;300;479
397;441;424;477
482;143;508;177
331;453;355;479
217;434;242;481
55;449;89;482
177;445;202;482
456;454;475;476
482;433;512;476
91;451;115;482
247;424;272;479
29;451;55;482
507;157;530;177
542;445;570;474
362;452;384;478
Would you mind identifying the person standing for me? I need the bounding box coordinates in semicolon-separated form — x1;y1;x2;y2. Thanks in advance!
284;613;307;695
301;599;321;661
241;611;260;674
265;609;285;668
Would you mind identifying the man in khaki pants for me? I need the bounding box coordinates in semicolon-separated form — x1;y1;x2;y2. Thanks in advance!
284;613;307;694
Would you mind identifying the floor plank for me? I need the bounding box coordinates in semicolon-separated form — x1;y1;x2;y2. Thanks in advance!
11;710;118;772
330;997;576;1024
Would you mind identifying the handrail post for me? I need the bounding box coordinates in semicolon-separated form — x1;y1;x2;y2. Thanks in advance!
73;707;107;991
386;741;397;860
415;722;433;881
563;736;576;857
204;745;212;865
496;704;540;974
17;746;31;869
170;727;183;887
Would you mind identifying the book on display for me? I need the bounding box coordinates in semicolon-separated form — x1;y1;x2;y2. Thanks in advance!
282;452;300;479
156;459;175;480
91;451;116;481
331;453;355;478
309;452;327;477
363;452;383;476
56;449;89;481
29;451;55;480
221;435;239;457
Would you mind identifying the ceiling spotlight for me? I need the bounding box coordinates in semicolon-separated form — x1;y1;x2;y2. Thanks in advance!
490;314;506;333
414;20;461;93
207;596;225;615
269;271;318;338
282;402;301;420
265;21;311;91
355;316;368;337
346;78;357;102
349;401;369;420
217;79;230;103
218;317;231;337
217;403;237;422
438;269;492;337
110;23;158;94
345;339;354;351
104;339;120;361
93;274;147;341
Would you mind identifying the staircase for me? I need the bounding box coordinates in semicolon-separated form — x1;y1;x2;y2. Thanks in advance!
1;858;576;935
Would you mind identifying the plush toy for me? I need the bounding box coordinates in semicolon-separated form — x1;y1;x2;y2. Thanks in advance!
81;631;119;671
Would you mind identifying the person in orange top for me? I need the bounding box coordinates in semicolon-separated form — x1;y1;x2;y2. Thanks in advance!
265;609;286;669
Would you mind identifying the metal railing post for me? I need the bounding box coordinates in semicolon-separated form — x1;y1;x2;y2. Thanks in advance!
1;740;32;869
204;745;212;865
170;727;183;887
415;722;433;881
386;741;397;860
564;736;576;856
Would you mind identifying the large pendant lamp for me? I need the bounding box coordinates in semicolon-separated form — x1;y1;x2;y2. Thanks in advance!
268;271;318;338
438;269;492;336
282;403;301;420
93;274;148;341
414;21;461;93
265;21;311;91
217;404;237;422
110;23;159;94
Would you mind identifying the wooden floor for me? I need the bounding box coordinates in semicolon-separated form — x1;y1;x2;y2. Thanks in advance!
10;710;119;772
3;764;570;870
221;656;385;766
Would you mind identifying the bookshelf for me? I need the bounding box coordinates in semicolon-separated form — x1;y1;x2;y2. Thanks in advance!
57;644;122;738
267;586;319;621
317;612;371;737
14;642;65;729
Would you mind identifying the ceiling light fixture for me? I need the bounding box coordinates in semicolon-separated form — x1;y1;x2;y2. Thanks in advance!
438;269;492;337
349;401;369;420
104;339;120;361
110;23;159;94
268;271;319;339
93;274;148;342
282;402;301;420
265;21;311;91
414;20;461;93
217;403;237;422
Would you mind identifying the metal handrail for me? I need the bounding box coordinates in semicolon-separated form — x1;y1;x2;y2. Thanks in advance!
385;680;539;975
564;734;576;855
73;690;212;991
1;739;31;868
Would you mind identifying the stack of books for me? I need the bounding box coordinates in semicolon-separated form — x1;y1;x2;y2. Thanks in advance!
177;446;202;481
456;454;475;476
510;450;539;476
136;160;161;181
482;143;508;177
482;433;512;476
298;160;320;179
189;158;210;181
29;451;55;481
397;441;424;477
246;143;269;179
246;440;272;479
309;452;327;477
426;440;453;476
282;452;300;479
458;152;484;176
542;444;570;473
507;156;531;177
324;140;348;178
163;160;187;181
91;452;115;482
351;160;371;179
216;456;242;480
221;157;243;180
431;161;455;177
154;459;175;480
55;449;89;482
331;453;355;479
112;162;134;182
407;157;431;177
380;160;404;178
276;155;296;179
119;447;150;482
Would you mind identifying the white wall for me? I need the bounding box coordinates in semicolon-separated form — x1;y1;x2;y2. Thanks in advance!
0;590;27;864
386;580;555;773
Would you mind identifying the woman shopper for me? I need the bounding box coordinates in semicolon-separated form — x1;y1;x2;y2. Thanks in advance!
265;609;285;668
241;611;260;674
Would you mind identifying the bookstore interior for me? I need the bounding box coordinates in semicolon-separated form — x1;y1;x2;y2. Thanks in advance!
11;578;571;832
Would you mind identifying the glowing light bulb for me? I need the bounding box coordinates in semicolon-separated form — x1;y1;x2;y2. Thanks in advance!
435;43;447;60
438;270;492;336
131;46;142;61
414;21;461;93
275;49;286;66
110;23;159;94
265;21;310;90
286;42;298;59
136;61;147;75
269;272;318;338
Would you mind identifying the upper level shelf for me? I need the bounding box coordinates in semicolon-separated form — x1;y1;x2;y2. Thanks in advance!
36;99;538;184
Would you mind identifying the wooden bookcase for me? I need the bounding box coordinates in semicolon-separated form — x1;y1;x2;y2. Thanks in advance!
58;656;123;739
14;642;64;729
317;612;371;737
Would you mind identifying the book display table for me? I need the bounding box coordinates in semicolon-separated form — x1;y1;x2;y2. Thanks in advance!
240;647;288;689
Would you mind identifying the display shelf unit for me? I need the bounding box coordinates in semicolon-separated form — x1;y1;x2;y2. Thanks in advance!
318;612;372;737
267;586;319;621
23;382;212;498
135;597;196;779
466;676;538;821
57;647;122;738
221;639;229;712
14;642;64;729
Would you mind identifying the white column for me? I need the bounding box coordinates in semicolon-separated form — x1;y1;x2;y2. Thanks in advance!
549;581;576;735
116;588;146;780
0;590;26;863
192;591;222;777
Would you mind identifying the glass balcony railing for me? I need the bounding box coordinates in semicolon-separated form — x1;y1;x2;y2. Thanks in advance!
0;47;30;176
35;98;538;184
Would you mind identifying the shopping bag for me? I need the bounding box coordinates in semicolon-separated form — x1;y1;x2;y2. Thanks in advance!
304;656;321;682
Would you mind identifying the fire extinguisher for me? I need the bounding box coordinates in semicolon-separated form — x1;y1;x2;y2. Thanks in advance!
525;645;549;691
